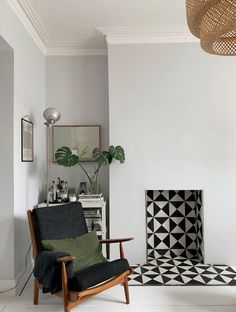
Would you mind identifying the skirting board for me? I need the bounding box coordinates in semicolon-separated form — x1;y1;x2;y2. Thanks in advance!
0;262;33;296
15;262;33;296
0;279;16;296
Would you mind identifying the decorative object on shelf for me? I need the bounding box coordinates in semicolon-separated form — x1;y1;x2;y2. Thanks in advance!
52;125;100;162
186;0;236;55
79;193;104;206
69;193;77;202
43;107;61;206
79;182;87;194
21;116;33;162
55;145;125;194
48;177;69;203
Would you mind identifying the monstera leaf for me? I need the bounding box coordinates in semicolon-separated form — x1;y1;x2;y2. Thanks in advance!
92;148;112;165
55;146;79;167
109;145;125;163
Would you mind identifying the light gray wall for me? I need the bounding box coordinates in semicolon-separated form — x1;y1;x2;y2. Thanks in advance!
0;1;46;289
108;43;236;265
0;48;14;280
45;56;109;199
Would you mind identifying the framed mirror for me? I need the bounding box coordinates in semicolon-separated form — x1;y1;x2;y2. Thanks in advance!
53;125;101;162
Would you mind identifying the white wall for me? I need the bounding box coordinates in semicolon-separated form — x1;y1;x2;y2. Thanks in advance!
45;56;109;199
0;48;14;281
0;0;46;290
108;43;236;265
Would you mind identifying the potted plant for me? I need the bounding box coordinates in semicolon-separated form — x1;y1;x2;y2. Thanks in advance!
55;145;125;194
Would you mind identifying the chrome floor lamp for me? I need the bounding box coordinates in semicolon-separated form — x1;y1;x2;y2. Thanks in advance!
43;108;61;206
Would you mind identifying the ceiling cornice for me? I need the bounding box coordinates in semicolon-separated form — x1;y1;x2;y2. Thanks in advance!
7;0;198;55
7;0;47;54
46;46;107;56
6;0;107;56
96;26;199;44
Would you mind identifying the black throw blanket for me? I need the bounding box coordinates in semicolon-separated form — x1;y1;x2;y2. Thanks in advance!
33;251;74;294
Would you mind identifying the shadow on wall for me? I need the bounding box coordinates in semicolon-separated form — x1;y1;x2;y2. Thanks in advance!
0;217;14;281
26;154;46;205
14;216;33;294
0;35;14;282
13;157;45;293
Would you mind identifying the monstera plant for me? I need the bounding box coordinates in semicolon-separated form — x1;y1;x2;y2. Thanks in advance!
55;145;125;194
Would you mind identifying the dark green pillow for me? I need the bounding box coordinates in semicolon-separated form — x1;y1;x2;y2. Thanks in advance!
41;230;107;273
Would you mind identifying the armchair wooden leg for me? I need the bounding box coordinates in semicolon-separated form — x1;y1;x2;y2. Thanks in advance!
33;278;39;305
123;277;130;304
61;262;70;312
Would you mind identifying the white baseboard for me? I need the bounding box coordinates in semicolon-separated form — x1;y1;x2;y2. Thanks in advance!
15;262;33;296
0;260;33;296
0;279;16;296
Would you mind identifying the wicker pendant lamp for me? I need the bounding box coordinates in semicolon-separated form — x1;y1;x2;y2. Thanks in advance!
186;0;236;55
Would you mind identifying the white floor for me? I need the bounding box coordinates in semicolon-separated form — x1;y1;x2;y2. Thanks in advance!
1;279;236;312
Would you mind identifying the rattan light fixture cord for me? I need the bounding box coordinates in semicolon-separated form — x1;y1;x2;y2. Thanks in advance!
186;0;236;55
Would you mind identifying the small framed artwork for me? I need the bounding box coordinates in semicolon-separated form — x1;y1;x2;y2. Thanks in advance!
21;118;33;162
52;125;100;162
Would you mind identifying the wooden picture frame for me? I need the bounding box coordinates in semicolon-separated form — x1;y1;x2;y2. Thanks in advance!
21;118;33;162
52;125;101;162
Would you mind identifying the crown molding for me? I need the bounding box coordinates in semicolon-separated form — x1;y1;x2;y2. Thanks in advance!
6;0;107;56
96;26;199;44
7;1;198;55
6;0;47;53
46;46;107;56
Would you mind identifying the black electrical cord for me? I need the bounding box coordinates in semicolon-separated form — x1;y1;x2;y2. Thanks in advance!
0;244;32;295
19;269;33;296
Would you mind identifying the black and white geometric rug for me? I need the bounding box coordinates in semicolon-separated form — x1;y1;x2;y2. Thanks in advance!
128;190;236;286
128;256;236;286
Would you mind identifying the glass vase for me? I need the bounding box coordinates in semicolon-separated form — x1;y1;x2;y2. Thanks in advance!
87;175;99;195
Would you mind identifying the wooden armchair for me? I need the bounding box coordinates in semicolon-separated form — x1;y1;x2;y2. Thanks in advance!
27;202;133;312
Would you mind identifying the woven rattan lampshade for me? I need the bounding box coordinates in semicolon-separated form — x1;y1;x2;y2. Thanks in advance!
186;0;236;55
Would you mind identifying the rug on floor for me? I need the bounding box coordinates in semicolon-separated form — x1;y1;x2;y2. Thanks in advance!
128;256;236;286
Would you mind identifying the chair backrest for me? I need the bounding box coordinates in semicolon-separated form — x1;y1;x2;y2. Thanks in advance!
30;202;88;255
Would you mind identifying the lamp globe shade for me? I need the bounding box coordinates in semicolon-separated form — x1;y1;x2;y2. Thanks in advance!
43;108;61;125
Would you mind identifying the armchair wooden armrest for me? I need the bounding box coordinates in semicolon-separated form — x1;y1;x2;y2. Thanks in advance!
56;256;76;263
100;237;134;244
100;238;134;260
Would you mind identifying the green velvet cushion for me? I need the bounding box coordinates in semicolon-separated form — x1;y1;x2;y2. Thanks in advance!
41;230;107;273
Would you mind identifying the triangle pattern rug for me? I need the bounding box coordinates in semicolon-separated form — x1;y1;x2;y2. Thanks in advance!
128;256;236;286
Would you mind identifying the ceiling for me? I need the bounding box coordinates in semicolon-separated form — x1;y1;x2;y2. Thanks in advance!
8;0;195;55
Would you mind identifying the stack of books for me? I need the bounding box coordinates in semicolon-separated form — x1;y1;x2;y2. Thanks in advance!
78;193;104;207
83;208;101;218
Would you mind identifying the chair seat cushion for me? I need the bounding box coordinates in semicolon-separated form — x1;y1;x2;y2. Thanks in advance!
69;258;130;291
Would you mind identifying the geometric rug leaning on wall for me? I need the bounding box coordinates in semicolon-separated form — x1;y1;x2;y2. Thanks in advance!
128;190;236;286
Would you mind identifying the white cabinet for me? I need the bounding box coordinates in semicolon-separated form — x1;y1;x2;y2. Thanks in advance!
78;200;106;239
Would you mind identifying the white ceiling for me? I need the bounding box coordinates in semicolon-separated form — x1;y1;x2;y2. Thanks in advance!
8;0;194;55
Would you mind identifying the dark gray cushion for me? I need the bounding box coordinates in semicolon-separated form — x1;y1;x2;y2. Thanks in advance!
32;202;88;250
68;258;130;291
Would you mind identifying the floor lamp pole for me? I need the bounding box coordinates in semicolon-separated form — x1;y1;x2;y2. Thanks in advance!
46;124;50;207
43;108;61;207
